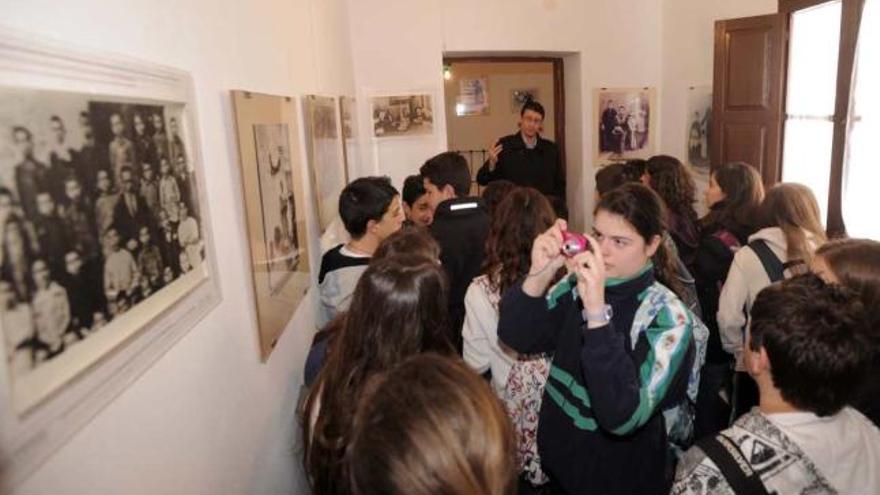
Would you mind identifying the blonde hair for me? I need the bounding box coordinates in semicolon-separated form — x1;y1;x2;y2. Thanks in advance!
347;354;516;495
759;183;827;262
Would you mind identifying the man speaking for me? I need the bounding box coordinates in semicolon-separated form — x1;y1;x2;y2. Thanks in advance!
476;100;566;217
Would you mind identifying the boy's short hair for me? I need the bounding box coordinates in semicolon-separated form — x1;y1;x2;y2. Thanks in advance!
419;152;470;198
595;163;638;197
339;176;399;238
402;174;427;207
749;274;871;416
521;100;545;119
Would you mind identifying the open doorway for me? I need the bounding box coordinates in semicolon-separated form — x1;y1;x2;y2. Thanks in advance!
442;57;565;197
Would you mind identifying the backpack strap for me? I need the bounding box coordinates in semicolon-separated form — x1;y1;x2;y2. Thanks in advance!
696;433;771;495
748;240;784;283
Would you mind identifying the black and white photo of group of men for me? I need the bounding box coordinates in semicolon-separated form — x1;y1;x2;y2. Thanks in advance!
598;92;651;156
0;91;204;378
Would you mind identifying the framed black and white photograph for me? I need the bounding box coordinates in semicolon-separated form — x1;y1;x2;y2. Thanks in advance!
231;91;310;362
456;77;489;116
303;95;345;233
0;30;220;487
686;86;712;171
510;88;539;113
595;87;656;163
686;86;713;216
370;94;434;138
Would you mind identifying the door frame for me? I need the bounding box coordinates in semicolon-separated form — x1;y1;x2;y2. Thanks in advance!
441;56;566;172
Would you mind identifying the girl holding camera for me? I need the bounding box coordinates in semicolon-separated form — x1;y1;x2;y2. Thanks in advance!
498;183;706;495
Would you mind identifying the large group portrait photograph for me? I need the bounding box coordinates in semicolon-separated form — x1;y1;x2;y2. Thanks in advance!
370;94;434;138
595;87;656;162
0;87;207;412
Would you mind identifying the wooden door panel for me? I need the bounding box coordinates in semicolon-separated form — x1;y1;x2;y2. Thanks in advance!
726;28;772;109
712;13;785;184
721;123;768;171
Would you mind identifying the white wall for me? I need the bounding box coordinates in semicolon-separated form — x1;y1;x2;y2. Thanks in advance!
660;0;778;160
2;0;354;494
0;1;785;493
347;0;664;230
347;0;779;229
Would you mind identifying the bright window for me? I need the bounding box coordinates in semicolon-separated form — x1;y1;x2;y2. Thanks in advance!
781;0;842;226
842;0;879;239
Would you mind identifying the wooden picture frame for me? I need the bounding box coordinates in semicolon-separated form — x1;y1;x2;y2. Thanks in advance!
231;91;310;361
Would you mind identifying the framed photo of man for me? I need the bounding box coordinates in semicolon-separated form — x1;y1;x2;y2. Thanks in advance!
594;87;657;163
0;29;220;486
231;91;310;361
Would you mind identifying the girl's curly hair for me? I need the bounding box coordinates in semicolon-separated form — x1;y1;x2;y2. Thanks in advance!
646;155;698;226
482;187;556;296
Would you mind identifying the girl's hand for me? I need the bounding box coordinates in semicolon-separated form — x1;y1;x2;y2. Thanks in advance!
522;219;567;297
566;234;606;317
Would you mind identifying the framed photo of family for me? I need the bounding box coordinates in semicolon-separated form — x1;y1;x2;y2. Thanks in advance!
231;91;310;361
0;30;220;486
303;95;345;233
594;87;657;163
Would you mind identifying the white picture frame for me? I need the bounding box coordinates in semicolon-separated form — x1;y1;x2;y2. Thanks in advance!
0;29;221;487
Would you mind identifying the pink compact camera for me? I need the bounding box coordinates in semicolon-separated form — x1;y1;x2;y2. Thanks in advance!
561;231;591;257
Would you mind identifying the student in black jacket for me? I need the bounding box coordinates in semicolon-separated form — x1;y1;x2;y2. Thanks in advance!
420;151;490;352
477;100;566;217
692;162;764;437
498;184;704;495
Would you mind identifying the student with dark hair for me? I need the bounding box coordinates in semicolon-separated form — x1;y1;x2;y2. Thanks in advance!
477;100;566;217
692;162;764;436
401;174;433;227
464;187;555;393
718;183;826;419
318;176;404;327
463;187;556;489
303;226;441;389
674;274;880;494
372;224;440;262
480;179;517;219
594;163;636;199
347;354;517;495
646;155;700;269
498;183;707;495
302;254;454;495
813;238;880;426
595;162;702;320
420;152;490;351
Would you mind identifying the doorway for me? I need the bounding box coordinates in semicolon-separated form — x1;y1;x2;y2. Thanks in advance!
442;57;565;195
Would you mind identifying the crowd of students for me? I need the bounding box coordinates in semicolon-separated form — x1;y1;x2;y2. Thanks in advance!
299;148;880;494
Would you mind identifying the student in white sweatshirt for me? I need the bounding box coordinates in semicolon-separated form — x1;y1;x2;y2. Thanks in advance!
462;186;556;394
718;183;826;369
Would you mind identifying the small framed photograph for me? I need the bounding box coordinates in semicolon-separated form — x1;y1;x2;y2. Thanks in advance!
303;95;345;233
595;87;657;163
370;94;434;138
456;77;489;116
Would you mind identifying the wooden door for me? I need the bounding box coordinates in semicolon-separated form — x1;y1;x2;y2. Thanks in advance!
711;14;786;185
